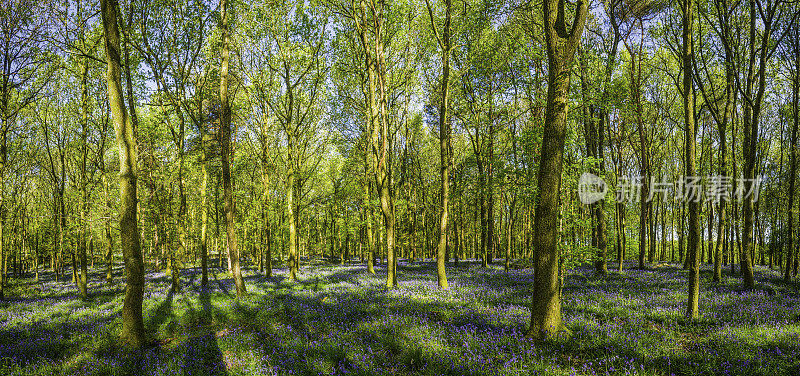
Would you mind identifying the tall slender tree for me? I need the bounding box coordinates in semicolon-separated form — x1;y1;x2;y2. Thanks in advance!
425;0;453;290
218;0;246;297
785;27;799;282
682;0;701;319
100;0;146;347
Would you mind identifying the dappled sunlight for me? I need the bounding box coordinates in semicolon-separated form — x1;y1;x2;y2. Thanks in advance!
2;262;799;374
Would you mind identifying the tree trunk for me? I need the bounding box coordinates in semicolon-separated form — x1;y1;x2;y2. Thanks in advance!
426;0;452;289
200;155;210;287
261;178;272;278
219;0;246;297
101;0;145;347
373;11;397;289
286;134;299;281
617;202;625;271
739;0;772;290
786;33;799;282
364;148;375;274
526;0;587;340
479;161;488;267
104;171;113;285
682;0;701;319
78;58;90;300
713;94;728;281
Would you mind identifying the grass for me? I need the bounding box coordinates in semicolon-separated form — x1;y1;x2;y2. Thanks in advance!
0;260;799;375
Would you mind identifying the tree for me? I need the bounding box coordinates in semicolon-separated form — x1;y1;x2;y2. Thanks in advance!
0;0;52;300
352;0;398;288
681;0;701;320
100;0;146;348
137;0;212;292
455;4;511;269
694;0;738;283
577;0;627;275
738;0;795;289
241;0;328;281
218;0;246;297
526;0;588;340
424;0;453;289
785;27;799;282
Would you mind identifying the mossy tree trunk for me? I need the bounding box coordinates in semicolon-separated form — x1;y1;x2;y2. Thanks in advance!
682;0;701;319
525;0;587;340
354;0;395;286
100;0;146;348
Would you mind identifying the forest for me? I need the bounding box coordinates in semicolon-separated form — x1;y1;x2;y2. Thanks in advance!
1;0;800;373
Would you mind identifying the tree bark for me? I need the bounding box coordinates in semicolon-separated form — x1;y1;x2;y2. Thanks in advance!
104;173;114;285
739;0;775;290
578;49;609;275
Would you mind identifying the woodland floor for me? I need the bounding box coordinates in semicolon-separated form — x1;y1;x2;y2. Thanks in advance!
0;259;799;375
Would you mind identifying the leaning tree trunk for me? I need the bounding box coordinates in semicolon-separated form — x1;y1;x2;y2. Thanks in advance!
101;0;145;348
526;0;587;340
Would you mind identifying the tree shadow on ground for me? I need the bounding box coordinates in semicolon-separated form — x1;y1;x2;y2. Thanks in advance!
147;286;176;339
179;273;229;376
0;300;118;367
229;288;516;375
